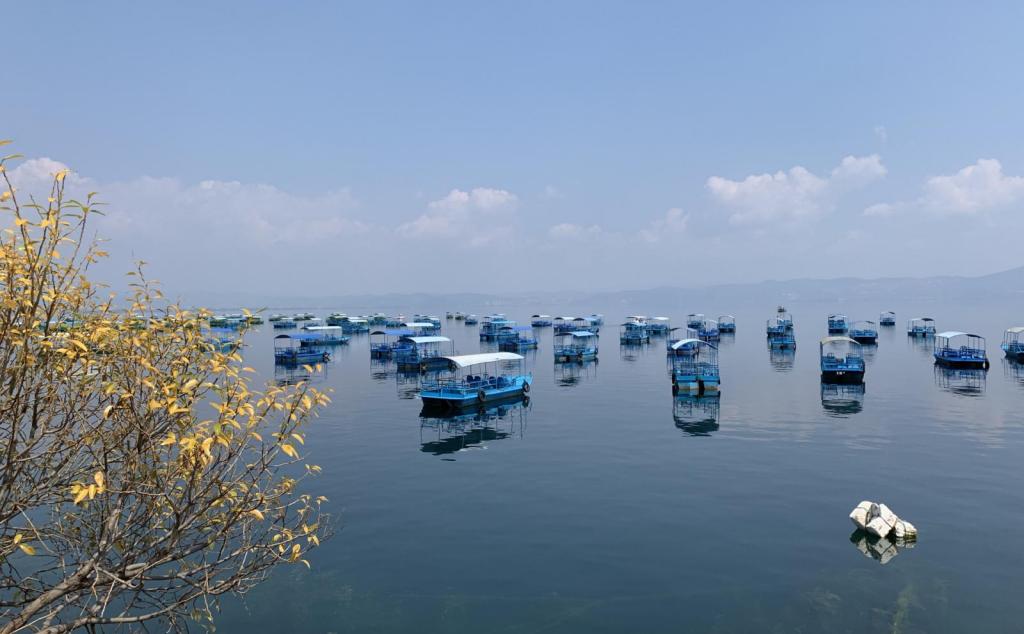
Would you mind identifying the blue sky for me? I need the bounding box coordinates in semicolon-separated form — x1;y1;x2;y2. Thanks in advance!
6;2;1024;295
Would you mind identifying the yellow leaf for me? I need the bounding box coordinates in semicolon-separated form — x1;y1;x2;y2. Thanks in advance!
73;488;89;504
93;472;105;490
13;533;22;544
160;433;176;446
290;433;304;445
280;443;298;459
102;405;114;419
18;544;35;556
248;508;265;521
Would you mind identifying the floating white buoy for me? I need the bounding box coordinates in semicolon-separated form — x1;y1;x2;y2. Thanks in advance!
849;500;917;541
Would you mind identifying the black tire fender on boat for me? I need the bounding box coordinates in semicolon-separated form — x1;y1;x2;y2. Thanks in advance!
522;381;530;393
477;389;487;402
672;383;679;396
984;359;991;370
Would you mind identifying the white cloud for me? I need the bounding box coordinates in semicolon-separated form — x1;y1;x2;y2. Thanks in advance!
398;187;518;240
874;125;888;144
707;155;886;225
638;208;689;243
863;202;899;216
548;222;602;240
921;159;1024;214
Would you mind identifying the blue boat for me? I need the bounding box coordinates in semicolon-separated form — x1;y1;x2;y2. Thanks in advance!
326;312;348;326
820;336;865;384
620;320;650;345
406;320;440;335
268;313;286;322
698;319;720;342
479;317;515;341
647;317;672;336
671;339;720;396
827;314;849;334
686;313;704;329
849;320;878;345
530;314;553;327
553;317;574;335
767;314;796;349
464;314;479;325
879;311;896;327
589;314;605;327
204;327;240;353
933;331;989;369
718;314;736;333
300;325;351;345
338;318;369;334
571;316;600;333
272;318;297;330
418;352;533;410
369;328;413;359
1001;327;1024;361
395;335;454;371
498;326;539;351
907;317;936;337
554;331;599;362
274;334;331;366
668;336;701;357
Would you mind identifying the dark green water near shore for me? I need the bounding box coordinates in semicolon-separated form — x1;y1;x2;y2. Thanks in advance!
217;298;1024;633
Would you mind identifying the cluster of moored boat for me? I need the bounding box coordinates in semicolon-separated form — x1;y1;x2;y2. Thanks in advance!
205;305;1020;410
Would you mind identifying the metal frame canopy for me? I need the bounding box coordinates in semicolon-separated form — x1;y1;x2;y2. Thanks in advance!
404;322;435;328
820;336;860;346
400;336;451;344
442;352;524;368
671;338;716;350
935;331;983;341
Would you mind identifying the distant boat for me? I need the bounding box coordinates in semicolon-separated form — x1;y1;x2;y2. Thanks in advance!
530;314;553;327
369;328;413;359
934;331;989;369
395;335;453;371
418;352;532;410
697;319;720;342
620;320;649;345
274;334;330;365
671;339;720;395
820;336;865;384
499;326;539;351
827;314;849;334
272;318;297;330
647;317;672;335
686;313;704;329
554;331;598;362
1001;327;1024;361
907;317;936;337
464;314;479;325
879;311;896;326
718;314;736;333
849;320;878;344
300;325;351;345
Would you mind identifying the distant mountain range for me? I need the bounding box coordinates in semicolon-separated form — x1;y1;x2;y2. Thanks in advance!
178;265;1024;311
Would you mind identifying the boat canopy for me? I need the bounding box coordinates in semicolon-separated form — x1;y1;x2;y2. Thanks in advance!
1006;326;1024;334
671;338;715;350
276;333;323;342
532;314;551;319
405;322;434;328
936;331;980;340
652;317;670;322
401;336;451;345
820;336;859;346
910;317;935;322
443;352;524;368
303;325;343;332
563;330;596;338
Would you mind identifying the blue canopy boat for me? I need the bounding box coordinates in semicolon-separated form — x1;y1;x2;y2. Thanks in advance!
464;314;479;325
204;327;240;353
668;336;701;357
698;319;720;341
718;314;736;333
418;352;533;410
300;325;351;345
620;320;649;345
571;316;600;333
907;317;936;337
338;318;369;334
479;317;515;341
827;314;849;334
395;335;454;371
554;331;599;362
766;314;796;349
647;317;672;336
553;317;574;335
671;339;720;395
498;326;539;351
934;331;989;369
589;314;605;327
530;314;553;327
819;336;865;384
370;328;413;359
272;318;297;329
405;320;440;335
326;312;347;326
274;334;331;366
268;313;286;322
686;313;704;329
849;320;878;344
879;311;896;327
1001;327;1024;361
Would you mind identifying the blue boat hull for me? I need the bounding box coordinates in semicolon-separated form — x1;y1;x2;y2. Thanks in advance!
934;355;989;369
420;376;532;410
821;369;864;384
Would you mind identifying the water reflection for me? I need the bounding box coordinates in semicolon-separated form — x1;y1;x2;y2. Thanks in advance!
934;365;987;396
274;362;330;386
419;397;530;457
1001;358;1024;387
768;346;795;372
555;360;598;387
849;529;916;565
861;343;878;364
820;383;865;417
672;395;720;436
620;342;650;362
908;334;934;359
395;370;423;399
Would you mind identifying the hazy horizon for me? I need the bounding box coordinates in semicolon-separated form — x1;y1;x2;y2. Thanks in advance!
6;2;1024;296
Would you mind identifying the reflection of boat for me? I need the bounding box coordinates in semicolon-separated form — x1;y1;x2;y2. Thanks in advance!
555;359;598;386
934;365;987;396
769;346;795;371
274;363;329;386
419;398;530;456
1002;358;1024;386
673;395;720;436
820;382;865;416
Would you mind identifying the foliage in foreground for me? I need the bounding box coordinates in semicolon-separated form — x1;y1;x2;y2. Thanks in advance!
0;143;331;633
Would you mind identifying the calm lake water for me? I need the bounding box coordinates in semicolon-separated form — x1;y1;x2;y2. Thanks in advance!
218;299;1024;633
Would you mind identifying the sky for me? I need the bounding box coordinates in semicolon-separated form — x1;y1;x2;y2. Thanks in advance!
5;1;1024;297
